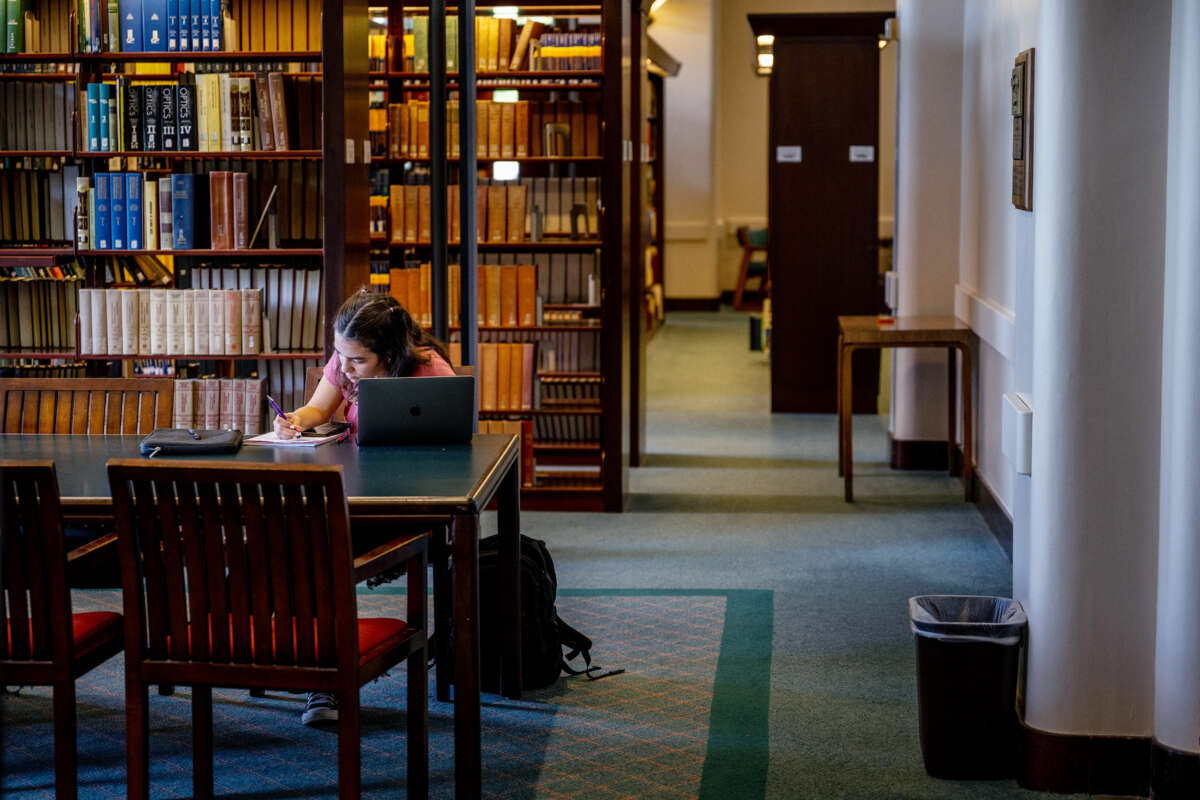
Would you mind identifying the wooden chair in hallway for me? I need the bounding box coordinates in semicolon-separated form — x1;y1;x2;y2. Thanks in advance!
734;227;771;311
108;459;429;800
0;377;174;434
0;460;125;800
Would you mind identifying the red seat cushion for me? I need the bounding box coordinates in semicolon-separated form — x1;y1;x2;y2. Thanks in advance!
173;616;414;666
5;611;122;661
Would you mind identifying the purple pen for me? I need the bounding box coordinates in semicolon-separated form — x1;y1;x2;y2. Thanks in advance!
266;395;299;431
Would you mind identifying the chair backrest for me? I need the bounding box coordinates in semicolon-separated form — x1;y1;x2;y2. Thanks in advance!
0;460;72;667
0;378;174;434
737;226;769;250
107;459;357;679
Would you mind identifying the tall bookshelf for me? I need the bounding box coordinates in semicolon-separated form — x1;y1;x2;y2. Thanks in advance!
375;0;630;510
0;0;366;428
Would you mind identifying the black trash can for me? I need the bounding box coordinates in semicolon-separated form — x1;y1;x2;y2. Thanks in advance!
908;595;1027;779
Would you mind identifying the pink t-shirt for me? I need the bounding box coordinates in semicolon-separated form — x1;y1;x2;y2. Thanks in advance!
322;347;456;431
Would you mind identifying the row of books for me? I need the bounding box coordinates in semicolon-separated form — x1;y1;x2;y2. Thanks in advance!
530;412;599;444
377;176;600;245
384;253;598;329
176;263;322;352
77;287;263;355
0;270;80;350
394;17;599;73
4;0;71;53
0;359;85;376
173;376;263;434
72;0;320;53
539;373;600;406
102;254;173;285
0;165;80;244
1;80;78;152
477;328;600;373
386;98;601;160
477;340;534;412
84;72;311;153
82;171;214;250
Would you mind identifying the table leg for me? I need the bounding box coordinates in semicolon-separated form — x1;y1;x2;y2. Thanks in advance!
432;523;452;702
840;335;849;479
452;512;482;800
842;344;855;502
959;344;974;501
947;348;957;477
497;457;522;700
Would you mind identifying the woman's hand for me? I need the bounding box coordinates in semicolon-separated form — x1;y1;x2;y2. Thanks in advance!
273;412;303;439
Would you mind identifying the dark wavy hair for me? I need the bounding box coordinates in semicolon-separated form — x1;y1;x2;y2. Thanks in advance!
332;290;451;400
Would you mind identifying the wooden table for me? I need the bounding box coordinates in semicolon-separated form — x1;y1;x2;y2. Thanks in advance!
0;432;521;800
837;316;973;502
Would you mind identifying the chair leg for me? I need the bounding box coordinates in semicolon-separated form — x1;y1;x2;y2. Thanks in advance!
431;525;452;702
52;680;78;800
337;689;362;800
733;250;751;310
192;685;214;800
126;678;151;800
408;647;430;799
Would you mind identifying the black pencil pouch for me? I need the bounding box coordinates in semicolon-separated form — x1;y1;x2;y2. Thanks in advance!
139;428;244;457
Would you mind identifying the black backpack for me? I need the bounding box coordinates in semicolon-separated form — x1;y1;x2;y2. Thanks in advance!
474;533;621;692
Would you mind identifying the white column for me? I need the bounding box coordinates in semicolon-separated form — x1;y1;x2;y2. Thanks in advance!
893;0;963;441
1025;0;1170;736
1155;0;1200;757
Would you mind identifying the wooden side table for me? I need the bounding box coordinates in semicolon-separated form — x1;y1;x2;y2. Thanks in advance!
837;315;973;502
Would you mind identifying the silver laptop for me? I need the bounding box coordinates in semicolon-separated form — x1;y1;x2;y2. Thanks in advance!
356;376;475;445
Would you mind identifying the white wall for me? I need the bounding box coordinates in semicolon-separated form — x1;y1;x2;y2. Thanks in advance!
956;0;1038;588
650;0;721;299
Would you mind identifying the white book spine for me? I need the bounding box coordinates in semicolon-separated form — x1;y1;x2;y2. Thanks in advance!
120;290;139;355
78;288;93;355
219;377;239;429
208;289;225;354
241;288;261;354
223;289;242;355
242;377;263;435
137;289;151;355
165;290;185;354
104;289;122;357
182;290;195;354
173;378;196;428
149;289;167;354
201;378;220;429
193;288;210;355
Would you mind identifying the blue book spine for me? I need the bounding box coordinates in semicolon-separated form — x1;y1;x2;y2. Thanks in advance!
208;0;219;50
119;0;142;51
166;0;177;50
97;82;111;151
110;170;126;249
199;0;209;51
189;0;200;51
95;174;111;249
171;173;194;249
143;0;166;50
126;173;143;249
86;83;100;152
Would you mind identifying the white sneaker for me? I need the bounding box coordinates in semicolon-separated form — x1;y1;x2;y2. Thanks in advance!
301;691;338;725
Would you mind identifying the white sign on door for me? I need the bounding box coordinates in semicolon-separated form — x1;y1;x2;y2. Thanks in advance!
849;145;875;162
776;146;802;163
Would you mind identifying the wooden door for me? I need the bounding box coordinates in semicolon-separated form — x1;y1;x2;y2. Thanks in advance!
768;33;883;413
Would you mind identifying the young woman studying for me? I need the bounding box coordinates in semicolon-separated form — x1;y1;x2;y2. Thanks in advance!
274;290;456;441
274;290;455;725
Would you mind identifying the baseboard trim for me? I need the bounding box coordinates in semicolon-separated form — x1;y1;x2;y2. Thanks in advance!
889;436;962;475
1153;739;1200;799
1018;720;1151;796
665;297;721;312
975;475;1013;563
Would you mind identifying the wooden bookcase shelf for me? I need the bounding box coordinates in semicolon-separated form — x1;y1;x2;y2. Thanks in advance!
0;0;348;417
76;51;323;63
75;150;324;160
377;0;629;509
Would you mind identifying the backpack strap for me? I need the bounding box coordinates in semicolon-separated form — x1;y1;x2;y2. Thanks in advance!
557;617;625;681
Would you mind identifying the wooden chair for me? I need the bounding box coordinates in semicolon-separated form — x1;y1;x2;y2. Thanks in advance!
108;459;429;800
0;460;124;800
734;227;771;311
0;377;174;434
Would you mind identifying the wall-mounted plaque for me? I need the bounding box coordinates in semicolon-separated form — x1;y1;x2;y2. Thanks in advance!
1012;48;1034;211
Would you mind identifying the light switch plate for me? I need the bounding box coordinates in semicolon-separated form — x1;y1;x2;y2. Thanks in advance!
1002;392;1033;475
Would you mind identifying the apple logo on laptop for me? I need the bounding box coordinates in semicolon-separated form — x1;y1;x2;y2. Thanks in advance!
410;406;422;417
